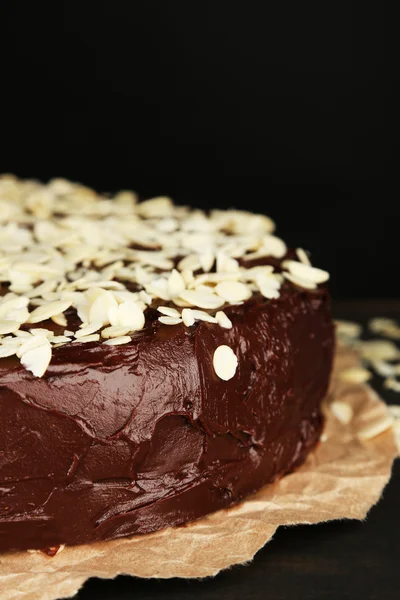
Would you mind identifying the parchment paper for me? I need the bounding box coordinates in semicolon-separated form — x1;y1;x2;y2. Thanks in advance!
0;345;398;600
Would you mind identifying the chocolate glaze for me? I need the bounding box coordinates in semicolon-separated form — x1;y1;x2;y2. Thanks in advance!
0;284;334;552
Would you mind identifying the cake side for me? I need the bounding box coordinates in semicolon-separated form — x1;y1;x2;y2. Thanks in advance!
0;286;333;552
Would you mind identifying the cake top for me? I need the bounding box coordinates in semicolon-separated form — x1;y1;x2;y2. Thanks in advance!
0;175;329;377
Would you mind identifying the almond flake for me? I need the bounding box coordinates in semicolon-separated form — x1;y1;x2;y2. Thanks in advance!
259;235;287;259
13;330;32;338
139;290;152;305
88;290;118;325
136;251;174;271
181;269;195;285
137;196;173;218
388;405;400;418
189;272;240;288
330;401;354;425
172;297;192;308
0;295;29;320
339;367;372;384
101;325;132;338
20;338;52;377
108;301;145;330
242;265;274;282
145;278;170;301
30;328;54;338
158;316;182;325
17;334;49;357
257;276;281;299
0;344;20;358
103;336;132;346
371;361;395;378
335;320;363;340
213;345;238;381
74;322;102;338
359;340;400;362
27;300;72;324
368;318;395;333
135;265;152;286
156;217;178;233
191;310;218;323
72;334;100;343
283;272;317;290
51;313;68;327
296;247;311;265
26;279;58;299
283;260;329;284
216;252;240;273
157;306;181;318
177;254;202;272
368;317;400;340
179;290;225;310
50;336;72;344
181;308;195;327
215;282;251;303
199;250;215;273
357;415;394;441
384;378;400;393
0;320;20;335
167;269;186;298
215;310;232;329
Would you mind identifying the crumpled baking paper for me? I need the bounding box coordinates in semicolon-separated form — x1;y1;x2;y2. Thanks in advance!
0;345;398;600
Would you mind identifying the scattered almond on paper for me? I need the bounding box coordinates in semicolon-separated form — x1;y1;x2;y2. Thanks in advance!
330;401;354;425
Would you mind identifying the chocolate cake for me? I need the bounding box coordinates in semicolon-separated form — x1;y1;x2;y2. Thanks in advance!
0;175;334;553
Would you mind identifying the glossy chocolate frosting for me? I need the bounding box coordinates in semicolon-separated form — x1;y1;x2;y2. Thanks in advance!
0;282;334;553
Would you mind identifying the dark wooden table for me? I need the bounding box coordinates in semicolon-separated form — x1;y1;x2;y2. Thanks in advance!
76;301;400;600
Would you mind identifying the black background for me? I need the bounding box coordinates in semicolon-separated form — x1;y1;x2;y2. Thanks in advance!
0;1;393;298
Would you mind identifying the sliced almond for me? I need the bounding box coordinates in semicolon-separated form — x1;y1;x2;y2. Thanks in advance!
158;316;182;325
371;361;395;378
339;367;371;384
51;313;68;327
388;405;400;418
74;322;102;338
167;269;186;298
357;415;394;441
384;378;400;393
20;338;52;377
179;290;225;310
0;320;20;335
213;345;238;381
283;260;329;284
27;300;72;324
157;306;181;318
215;310;232;329
330;401;354;425
335;320;362;340
358;340;400;362
296;247;311;266
191;310;218;323
103;336;131;346
108;301;145;330
215;282;251;303
72;334;100;343
101;325;132;338
283;272;317;290
181;308;195;327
